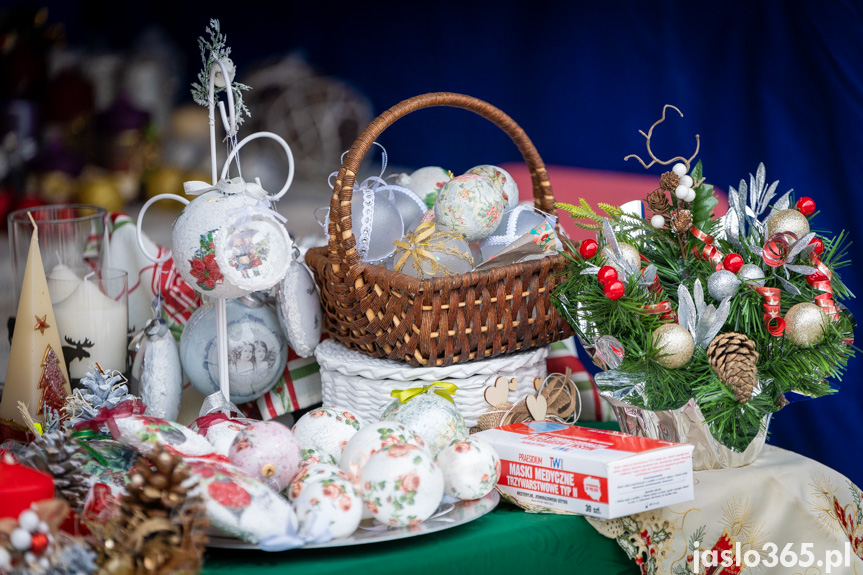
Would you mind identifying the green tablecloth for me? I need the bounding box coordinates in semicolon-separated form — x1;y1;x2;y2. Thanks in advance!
203;503;635;574
203;421;636;575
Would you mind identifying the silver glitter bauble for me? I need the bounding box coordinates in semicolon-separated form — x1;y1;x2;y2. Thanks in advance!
766;209;810;240
600;242;641;276
784;303;828;347
652;323;694;369
738;263;766;287
708;270;741;300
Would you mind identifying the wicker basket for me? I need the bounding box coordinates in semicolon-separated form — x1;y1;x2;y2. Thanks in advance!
316;339;548;428
305;92;574;367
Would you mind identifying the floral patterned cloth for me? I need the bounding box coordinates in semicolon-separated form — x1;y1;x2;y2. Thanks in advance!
587;445;863;574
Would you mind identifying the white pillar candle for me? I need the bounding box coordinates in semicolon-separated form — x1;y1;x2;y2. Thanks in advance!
52;276;128;380
47;264;82;304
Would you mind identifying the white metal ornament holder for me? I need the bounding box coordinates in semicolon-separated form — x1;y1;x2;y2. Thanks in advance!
135;58;295;411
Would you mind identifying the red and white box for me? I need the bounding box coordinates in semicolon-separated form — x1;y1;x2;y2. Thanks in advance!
474;421;694;519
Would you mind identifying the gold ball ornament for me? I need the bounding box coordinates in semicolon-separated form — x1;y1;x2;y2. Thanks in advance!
652;323;695;369
766;208;810;240
600;242;642;276
784;302;828;347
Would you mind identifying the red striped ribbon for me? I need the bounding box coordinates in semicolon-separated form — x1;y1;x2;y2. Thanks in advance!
754;286;785;336
809;251;839;321
641;300;677;322
689;226;723;270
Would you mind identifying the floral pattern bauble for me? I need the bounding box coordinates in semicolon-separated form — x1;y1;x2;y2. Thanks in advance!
360;443;444;527
292;407;365;463
380;392;468;457
294;475;362;539
110;414;215;458
300;447;338;469
228;421;300;491
466;164;519;210
339;422;426;484
286;463;351;502
434;174;506;242
185;456;298;544
436;436;501;500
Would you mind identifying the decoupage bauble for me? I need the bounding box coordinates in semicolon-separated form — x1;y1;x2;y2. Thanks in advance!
434;174;506;242
784;303;828;347
287;463;350;501
385;186;427;232
228;421;301;491
180;298;288;403
478;204;549;262
738;263;766;287
392;222;473;280
652;323;694;369
350;187;405;262
293;474;362;539
379;392;468;457
436;436;501;500
173;181;293;298
196;416;255;457
766;208;811;240
300;446;339;468
360;443;444;527
292;407;364;463
404;166;451;206
707;270;741;301
600;242;641;277
276;260;322;358
131;318;183;422
466;164;519;210
339;422;426;481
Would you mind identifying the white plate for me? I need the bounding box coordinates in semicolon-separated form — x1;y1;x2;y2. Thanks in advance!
206;491;499;550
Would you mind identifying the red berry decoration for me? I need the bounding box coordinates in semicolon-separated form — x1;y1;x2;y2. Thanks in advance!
809;237;824;256
597;265;618;286
723;253;744;274
604;280;625;300
30;532;49;554
579;239;599;259
796;196;816;216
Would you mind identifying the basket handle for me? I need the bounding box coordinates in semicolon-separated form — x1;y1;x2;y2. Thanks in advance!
327;92;556;275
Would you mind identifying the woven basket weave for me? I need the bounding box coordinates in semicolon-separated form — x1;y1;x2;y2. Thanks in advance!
305;92;574;367
316;339;548;428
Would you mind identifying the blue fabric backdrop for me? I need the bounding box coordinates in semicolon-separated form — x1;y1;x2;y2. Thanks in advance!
48;0;863;482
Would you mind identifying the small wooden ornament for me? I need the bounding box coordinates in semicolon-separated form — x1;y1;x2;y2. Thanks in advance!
525;394;547;421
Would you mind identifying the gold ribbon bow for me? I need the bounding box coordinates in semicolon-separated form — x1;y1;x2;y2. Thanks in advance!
392;222;472;279
391;381;458;404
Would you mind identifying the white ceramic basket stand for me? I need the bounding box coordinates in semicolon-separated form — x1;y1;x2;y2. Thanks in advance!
135;57;295;411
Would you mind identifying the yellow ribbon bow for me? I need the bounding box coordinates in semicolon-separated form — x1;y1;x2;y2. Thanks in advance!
391;381;458;404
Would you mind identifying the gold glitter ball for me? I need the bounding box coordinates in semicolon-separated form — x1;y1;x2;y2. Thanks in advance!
600;242;642;276
652;323;694;369
766;209;810;240
784;302;828;347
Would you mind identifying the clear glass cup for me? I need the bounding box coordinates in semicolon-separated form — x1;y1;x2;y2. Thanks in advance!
47;267;128;382
8;204;107;304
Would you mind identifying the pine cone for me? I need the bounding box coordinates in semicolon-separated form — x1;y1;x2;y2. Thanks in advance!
670;209;693;234
646;189;671;215
659;171;680;192
775;394;789;410
34;429;90;512
707;332;760;403
110;448;208;575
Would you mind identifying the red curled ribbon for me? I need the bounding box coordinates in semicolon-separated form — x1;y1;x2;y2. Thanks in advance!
641;300;677;322
761;232;797;267
754;286;786;336
689;226;723;270
808;251;839;321
639;254;663;295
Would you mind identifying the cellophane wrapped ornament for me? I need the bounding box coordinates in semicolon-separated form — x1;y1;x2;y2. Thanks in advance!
552;107;855;470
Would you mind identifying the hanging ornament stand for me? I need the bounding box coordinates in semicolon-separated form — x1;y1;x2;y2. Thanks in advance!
136;56;295;412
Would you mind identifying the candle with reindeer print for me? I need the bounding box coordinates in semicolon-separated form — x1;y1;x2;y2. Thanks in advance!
50;268;128;382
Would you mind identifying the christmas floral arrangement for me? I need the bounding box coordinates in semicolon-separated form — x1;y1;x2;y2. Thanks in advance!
552;106;855;458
